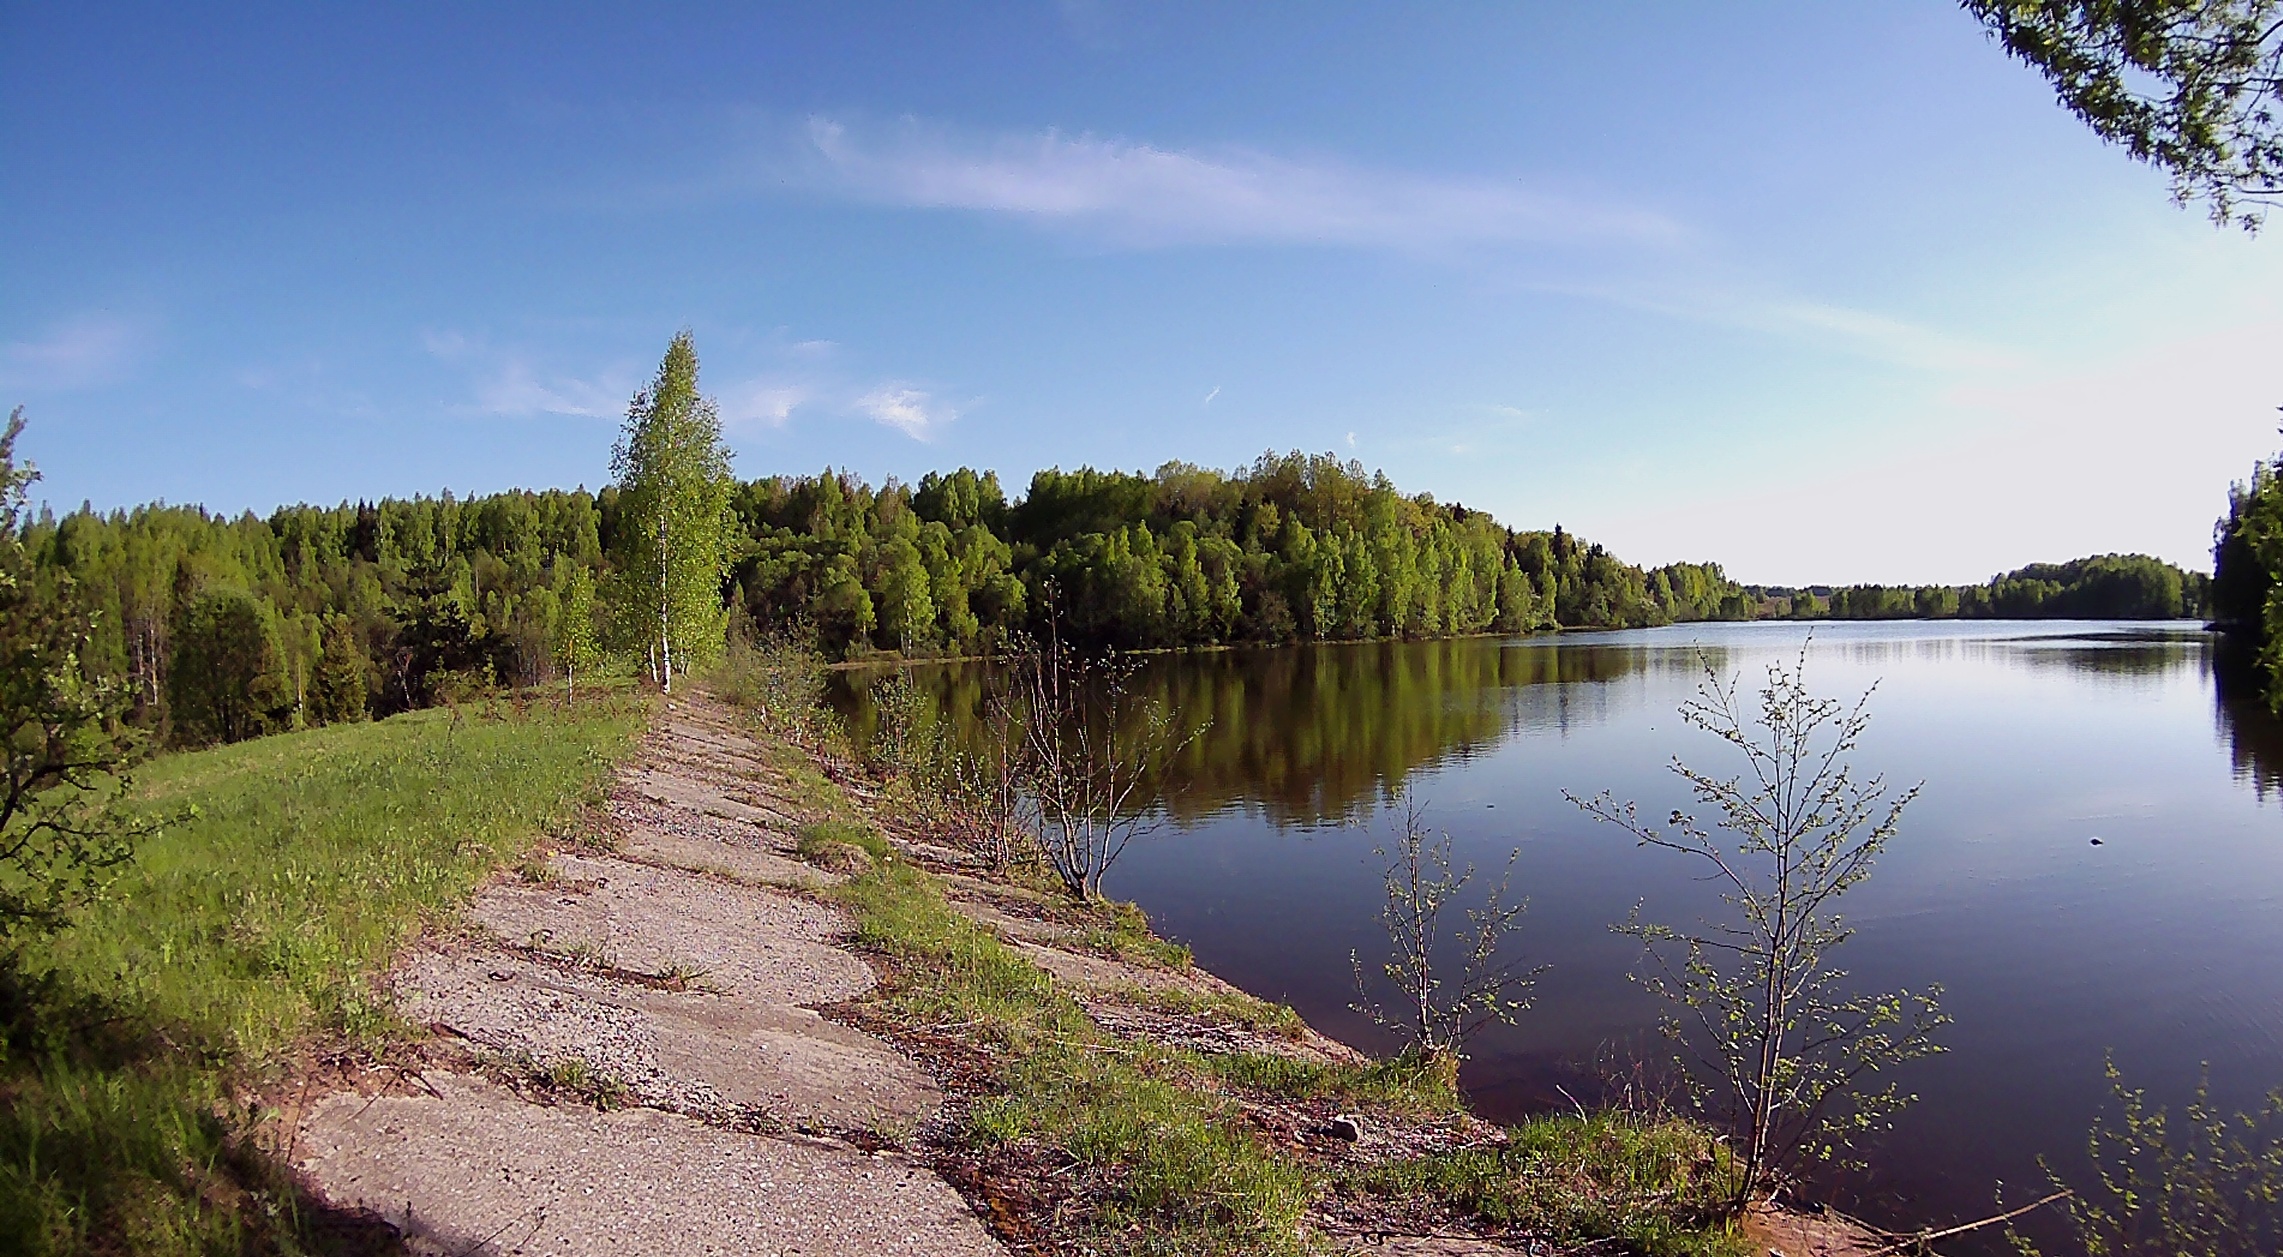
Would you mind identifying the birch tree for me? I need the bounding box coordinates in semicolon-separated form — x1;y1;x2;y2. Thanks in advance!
610;331;736;693
1568;650;1947;1213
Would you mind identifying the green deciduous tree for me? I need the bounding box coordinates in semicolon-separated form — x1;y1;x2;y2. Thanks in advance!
0;409;154;943
168;587;289;746
1351;796;1540;1065
1968;0;2283;229
551;562;601;698
309;613;370;724
610;331;737;692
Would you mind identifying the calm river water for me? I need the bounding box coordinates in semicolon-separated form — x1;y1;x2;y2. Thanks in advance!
846;621;2283;1247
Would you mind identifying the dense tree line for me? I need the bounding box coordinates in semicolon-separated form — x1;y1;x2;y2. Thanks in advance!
733;453;1754;656
19;439;2219;753
13;445;1753;750
8;316;2220;752
1748;553;2210;622
2213;454;2283;699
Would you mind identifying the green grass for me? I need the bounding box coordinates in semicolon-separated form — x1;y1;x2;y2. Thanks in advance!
1077;898;1195;970
795;819;895;869
0;694;642;1255
805;784;1741;1256
1350;1112;1749;1257
831;856;1325;1255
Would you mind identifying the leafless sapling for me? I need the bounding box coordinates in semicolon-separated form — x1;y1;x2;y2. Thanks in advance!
1351;795;1541;1066
1015;642;1190;901
1567;649;1946;1213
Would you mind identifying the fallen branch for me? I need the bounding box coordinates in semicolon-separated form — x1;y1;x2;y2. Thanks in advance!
1862;1189;2072;1255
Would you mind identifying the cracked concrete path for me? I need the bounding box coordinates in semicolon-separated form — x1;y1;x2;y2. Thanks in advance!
299;1073;989;1257
294;695;1004;1256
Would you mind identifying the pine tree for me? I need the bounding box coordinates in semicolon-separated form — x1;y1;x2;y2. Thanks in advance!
609;331;736;693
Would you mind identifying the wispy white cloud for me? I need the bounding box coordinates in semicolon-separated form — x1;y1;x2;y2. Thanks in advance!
797;117;1684;253
1203;385;1221;407
856;385;957;440
723;378;810;428
422;330;629;419
1549;280;2022;374
0;315;139;391
473;360;625;419
784;117;2021;372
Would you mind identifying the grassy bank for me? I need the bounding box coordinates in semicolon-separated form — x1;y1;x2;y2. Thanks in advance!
0;693;642;1255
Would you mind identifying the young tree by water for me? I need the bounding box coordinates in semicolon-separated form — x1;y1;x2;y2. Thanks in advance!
610;331;736;693
1350;796;1540;1066
1014;641;1191;901
0;410;155;944
1567;651;1947;1213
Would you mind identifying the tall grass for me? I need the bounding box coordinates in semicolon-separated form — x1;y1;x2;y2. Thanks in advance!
0;693;641;1255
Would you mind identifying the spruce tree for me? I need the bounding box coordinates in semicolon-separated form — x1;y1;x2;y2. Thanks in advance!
609;332;736;692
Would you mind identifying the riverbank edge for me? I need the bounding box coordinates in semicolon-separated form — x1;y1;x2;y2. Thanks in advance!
707;680;1850;1256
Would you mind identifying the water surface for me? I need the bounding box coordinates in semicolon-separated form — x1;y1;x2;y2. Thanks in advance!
849;622;2283;1247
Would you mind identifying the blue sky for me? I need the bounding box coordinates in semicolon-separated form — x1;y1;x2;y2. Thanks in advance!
4;2;2279;584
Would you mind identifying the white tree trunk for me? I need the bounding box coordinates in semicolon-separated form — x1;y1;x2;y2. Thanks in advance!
657;515;673;694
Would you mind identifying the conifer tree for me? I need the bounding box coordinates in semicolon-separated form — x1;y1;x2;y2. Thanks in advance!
609;332;736;692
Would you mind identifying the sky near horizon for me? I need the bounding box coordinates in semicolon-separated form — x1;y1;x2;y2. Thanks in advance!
4;2;2280;586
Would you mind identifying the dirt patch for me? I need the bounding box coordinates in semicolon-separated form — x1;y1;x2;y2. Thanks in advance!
1740;1204;1886;1257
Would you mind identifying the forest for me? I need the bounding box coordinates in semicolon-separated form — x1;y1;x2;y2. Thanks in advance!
1749;552;2209;623
5;349;2216;752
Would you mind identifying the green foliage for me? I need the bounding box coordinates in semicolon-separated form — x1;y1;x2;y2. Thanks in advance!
1754;553;2210;622
0;409;151;945
2213;455;2283;705
1967;0;2283;229
551;562;602;696
610;330;737;690
733;452;1729;658
166;587;289;745
308;612;370;723
30;483;613;747
2023;1058;2283;1256
829;857;1321;1254
0;694;638;1253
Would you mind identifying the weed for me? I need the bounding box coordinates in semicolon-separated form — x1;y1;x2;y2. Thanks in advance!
796;819;892;874
655;960;713;991
832;855;1319;1254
